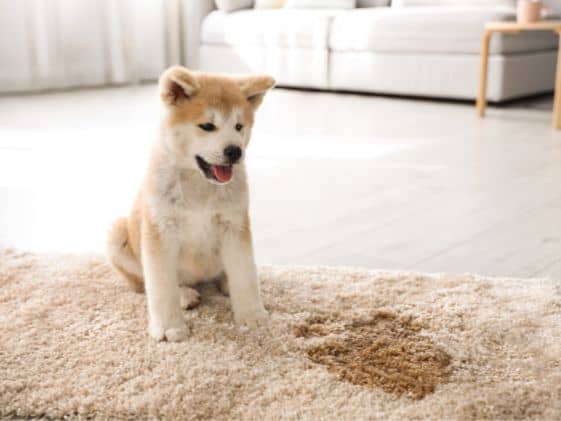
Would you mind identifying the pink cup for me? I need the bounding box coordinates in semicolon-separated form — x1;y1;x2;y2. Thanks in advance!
517;0;544;23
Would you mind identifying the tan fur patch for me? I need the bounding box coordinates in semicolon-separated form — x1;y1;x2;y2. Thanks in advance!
127;192;143;262
113;266;144;293
167;75;254;128
295;311;452;399
141;210;163;253
240;212;252;244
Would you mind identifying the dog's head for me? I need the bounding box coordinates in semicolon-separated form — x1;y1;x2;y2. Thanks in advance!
159;66;275;185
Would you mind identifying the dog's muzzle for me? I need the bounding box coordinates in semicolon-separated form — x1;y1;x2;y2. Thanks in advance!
196;156;234;184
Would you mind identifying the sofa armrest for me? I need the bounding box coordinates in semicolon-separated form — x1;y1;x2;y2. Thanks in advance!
181;0;215;69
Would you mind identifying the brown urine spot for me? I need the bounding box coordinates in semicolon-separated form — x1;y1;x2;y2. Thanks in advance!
294;311;452;400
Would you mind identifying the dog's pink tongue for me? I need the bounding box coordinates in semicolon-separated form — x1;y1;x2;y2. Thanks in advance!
212;165;233;183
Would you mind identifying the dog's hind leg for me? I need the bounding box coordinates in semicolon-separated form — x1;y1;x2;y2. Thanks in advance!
179;287;201;309
106;217;144;293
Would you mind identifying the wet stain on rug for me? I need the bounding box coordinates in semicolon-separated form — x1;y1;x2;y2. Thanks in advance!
294;310;452;399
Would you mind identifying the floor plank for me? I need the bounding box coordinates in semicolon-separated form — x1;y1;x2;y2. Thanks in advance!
0;85;560;279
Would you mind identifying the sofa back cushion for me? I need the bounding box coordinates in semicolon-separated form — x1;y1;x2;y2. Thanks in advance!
358;0;390;6
284;0;356;8
392;0;515;7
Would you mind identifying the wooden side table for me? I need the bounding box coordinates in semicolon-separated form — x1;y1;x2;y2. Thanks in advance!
476;20;561;129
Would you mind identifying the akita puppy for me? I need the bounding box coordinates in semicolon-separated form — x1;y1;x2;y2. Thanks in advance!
107;66;275;342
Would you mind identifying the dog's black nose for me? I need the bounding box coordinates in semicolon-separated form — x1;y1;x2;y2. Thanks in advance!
224;145;242;163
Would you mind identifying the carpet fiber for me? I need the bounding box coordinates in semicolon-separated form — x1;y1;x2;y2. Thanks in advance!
1;249;560;420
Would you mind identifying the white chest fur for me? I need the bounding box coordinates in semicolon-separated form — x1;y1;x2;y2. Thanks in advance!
176;209;224;285
147;163;249;286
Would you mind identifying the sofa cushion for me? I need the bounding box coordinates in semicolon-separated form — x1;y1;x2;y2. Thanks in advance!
391;0;515;7
201;9;335;49
329;7;559;54
284;0;356;8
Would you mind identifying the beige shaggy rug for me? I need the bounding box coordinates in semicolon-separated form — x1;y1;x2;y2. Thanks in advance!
1;249;560;420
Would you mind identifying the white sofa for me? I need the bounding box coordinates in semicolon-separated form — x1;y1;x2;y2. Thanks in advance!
190;2;559;101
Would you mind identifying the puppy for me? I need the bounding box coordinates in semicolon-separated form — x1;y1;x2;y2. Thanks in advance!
106;66;275;341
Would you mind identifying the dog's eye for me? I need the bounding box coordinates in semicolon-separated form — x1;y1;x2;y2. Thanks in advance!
235;123;243;132
198;123;216;132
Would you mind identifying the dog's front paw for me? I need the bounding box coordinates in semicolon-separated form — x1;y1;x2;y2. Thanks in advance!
149;318;190;342
234;306;269;329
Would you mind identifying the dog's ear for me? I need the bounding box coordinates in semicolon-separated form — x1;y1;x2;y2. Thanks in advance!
237;75;276;109
159;66;199;107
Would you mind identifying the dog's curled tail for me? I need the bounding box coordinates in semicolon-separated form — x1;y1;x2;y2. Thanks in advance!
106;217;144;293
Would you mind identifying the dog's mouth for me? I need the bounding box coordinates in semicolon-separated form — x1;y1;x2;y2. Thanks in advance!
195;156;233;184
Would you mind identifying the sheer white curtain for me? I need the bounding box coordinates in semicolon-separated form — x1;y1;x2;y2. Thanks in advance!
0;0;186;93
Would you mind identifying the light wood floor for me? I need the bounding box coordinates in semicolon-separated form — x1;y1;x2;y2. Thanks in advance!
1;85;560;279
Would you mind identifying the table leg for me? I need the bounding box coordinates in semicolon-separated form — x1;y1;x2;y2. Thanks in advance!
476;30;492;118
553;33;561;130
